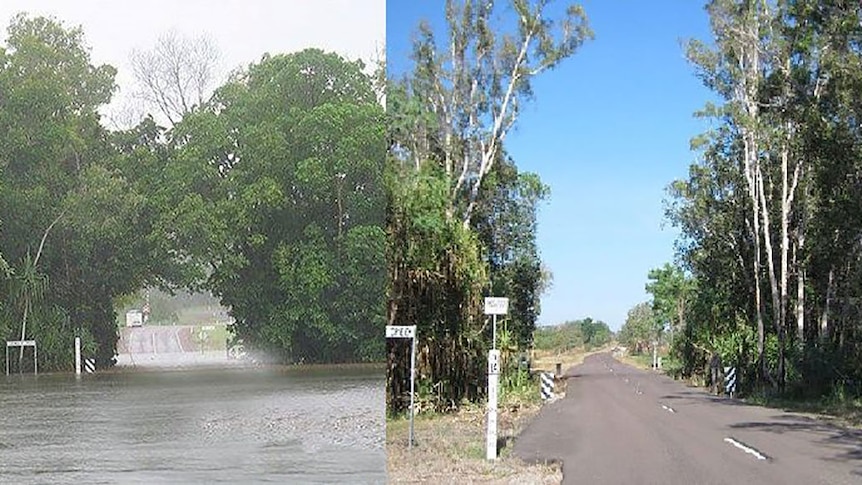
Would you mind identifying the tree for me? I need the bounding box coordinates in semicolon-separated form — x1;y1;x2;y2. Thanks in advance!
646;263;694;343
669;0;862;397
386;0;591;413
472;153;550;348
130;31;221;126
167;49;386;363
0;13;123;368
619;302;659;355
392;0;592;226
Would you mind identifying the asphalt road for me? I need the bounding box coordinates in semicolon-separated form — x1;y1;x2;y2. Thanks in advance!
514;353;862;484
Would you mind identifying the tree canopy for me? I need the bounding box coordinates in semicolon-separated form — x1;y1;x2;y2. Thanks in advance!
0;14;387;370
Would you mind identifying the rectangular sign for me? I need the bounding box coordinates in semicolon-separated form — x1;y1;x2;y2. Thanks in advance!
487;349;500;375
483;297;509;315
6;340;36;347
385;325;416;339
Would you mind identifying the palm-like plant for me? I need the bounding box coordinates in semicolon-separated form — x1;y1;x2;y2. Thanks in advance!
11;252;49;371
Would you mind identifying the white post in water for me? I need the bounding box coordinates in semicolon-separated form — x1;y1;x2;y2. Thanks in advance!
385;325;417;449
74;337;81;376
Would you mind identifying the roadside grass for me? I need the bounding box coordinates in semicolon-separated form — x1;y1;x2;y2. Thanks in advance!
616;349;862;430
387;399;562;484
192;323;229;351
619;352;655;371
386;346;611;483
745;391;862;429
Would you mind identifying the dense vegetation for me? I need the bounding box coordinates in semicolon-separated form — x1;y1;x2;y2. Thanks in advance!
385;0;591;413
0;14;386;371
619;0;862;402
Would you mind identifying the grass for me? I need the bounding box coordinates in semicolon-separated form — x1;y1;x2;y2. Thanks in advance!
745;391;862;429
619;352;655;371
386;346;608;484
386;398;561;484
192;323;229;351
616;349;862;430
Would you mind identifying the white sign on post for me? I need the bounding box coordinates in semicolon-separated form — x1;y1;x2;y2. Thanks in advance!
385;325;416;339
486;349;500;460
483;297;509;315
386;325;417;449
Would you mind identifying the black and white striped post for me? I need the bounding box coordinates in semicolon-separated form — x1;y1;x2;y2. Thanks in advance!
84;359;96;373
724;366;737;397
540;372;555;400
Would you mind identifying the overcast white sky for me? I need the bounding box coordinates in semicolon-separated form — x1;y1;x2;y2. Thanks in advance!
0;0;385;127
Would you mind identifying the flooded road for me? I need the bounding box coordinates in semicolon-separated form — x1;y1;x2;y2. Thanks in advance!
0;366;385;484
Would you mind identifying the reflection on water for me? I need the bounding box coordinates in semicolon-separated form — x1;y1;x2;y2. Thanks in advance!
0;366;385;484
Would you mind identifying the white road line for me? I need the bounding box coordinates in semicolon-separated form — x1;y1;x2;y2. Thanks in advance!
661;404;675;413
724;437;768;460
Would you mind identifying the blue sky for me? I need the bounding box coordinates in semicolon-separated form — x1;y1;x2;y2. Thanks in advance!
387;1;716;331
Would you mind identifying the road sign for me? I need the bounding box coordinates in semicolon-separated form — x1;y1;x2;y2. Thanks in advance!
483;297;509;315
385;325;416;339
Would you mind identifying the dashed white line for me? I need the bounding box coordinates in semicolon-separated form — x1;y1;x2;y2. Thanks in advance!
724;437;768;460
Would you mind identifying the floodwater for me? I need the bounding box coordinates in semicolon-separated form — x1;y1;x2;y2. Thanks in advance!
0;365;385;484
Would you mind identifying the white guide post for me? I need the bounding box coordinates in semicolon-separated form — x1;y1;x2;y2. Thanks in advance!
486;348;501;460
75;336;81;376
483;297;508;461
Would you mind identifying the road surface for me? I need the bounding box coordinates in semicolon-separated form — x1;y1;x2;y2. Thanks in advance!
115;325;231;368
514;353;862;484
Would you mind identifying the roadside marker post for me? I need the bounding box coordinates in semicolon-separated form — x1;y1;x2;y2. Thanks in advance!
483;297;508;461
486;349;500;460
386;325;417;449
724;366;737;398
75;337;81;376
540;372;555;400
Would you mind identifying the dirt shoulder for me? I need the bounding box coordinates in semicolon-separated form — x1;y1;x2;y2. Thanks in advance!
386;347;603;484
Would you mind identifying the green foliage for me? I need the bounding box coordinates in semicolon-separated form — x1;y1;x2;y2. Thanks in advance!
387;0;591;414
167;49;387;364
532;322;583;352
474;155;550;350
619;302;661;354
533;317;611;352
668;0;862;399
0;15;387;369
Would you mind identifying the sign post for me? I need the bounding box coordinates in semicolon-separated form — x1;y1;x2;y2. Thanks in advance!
483;297;508;460
386;325;417;449
486;348;500;459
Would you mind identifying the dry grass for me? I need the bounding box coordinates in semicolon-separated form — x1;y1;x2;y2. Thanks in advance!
386;346;607;484
386;401;561;484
